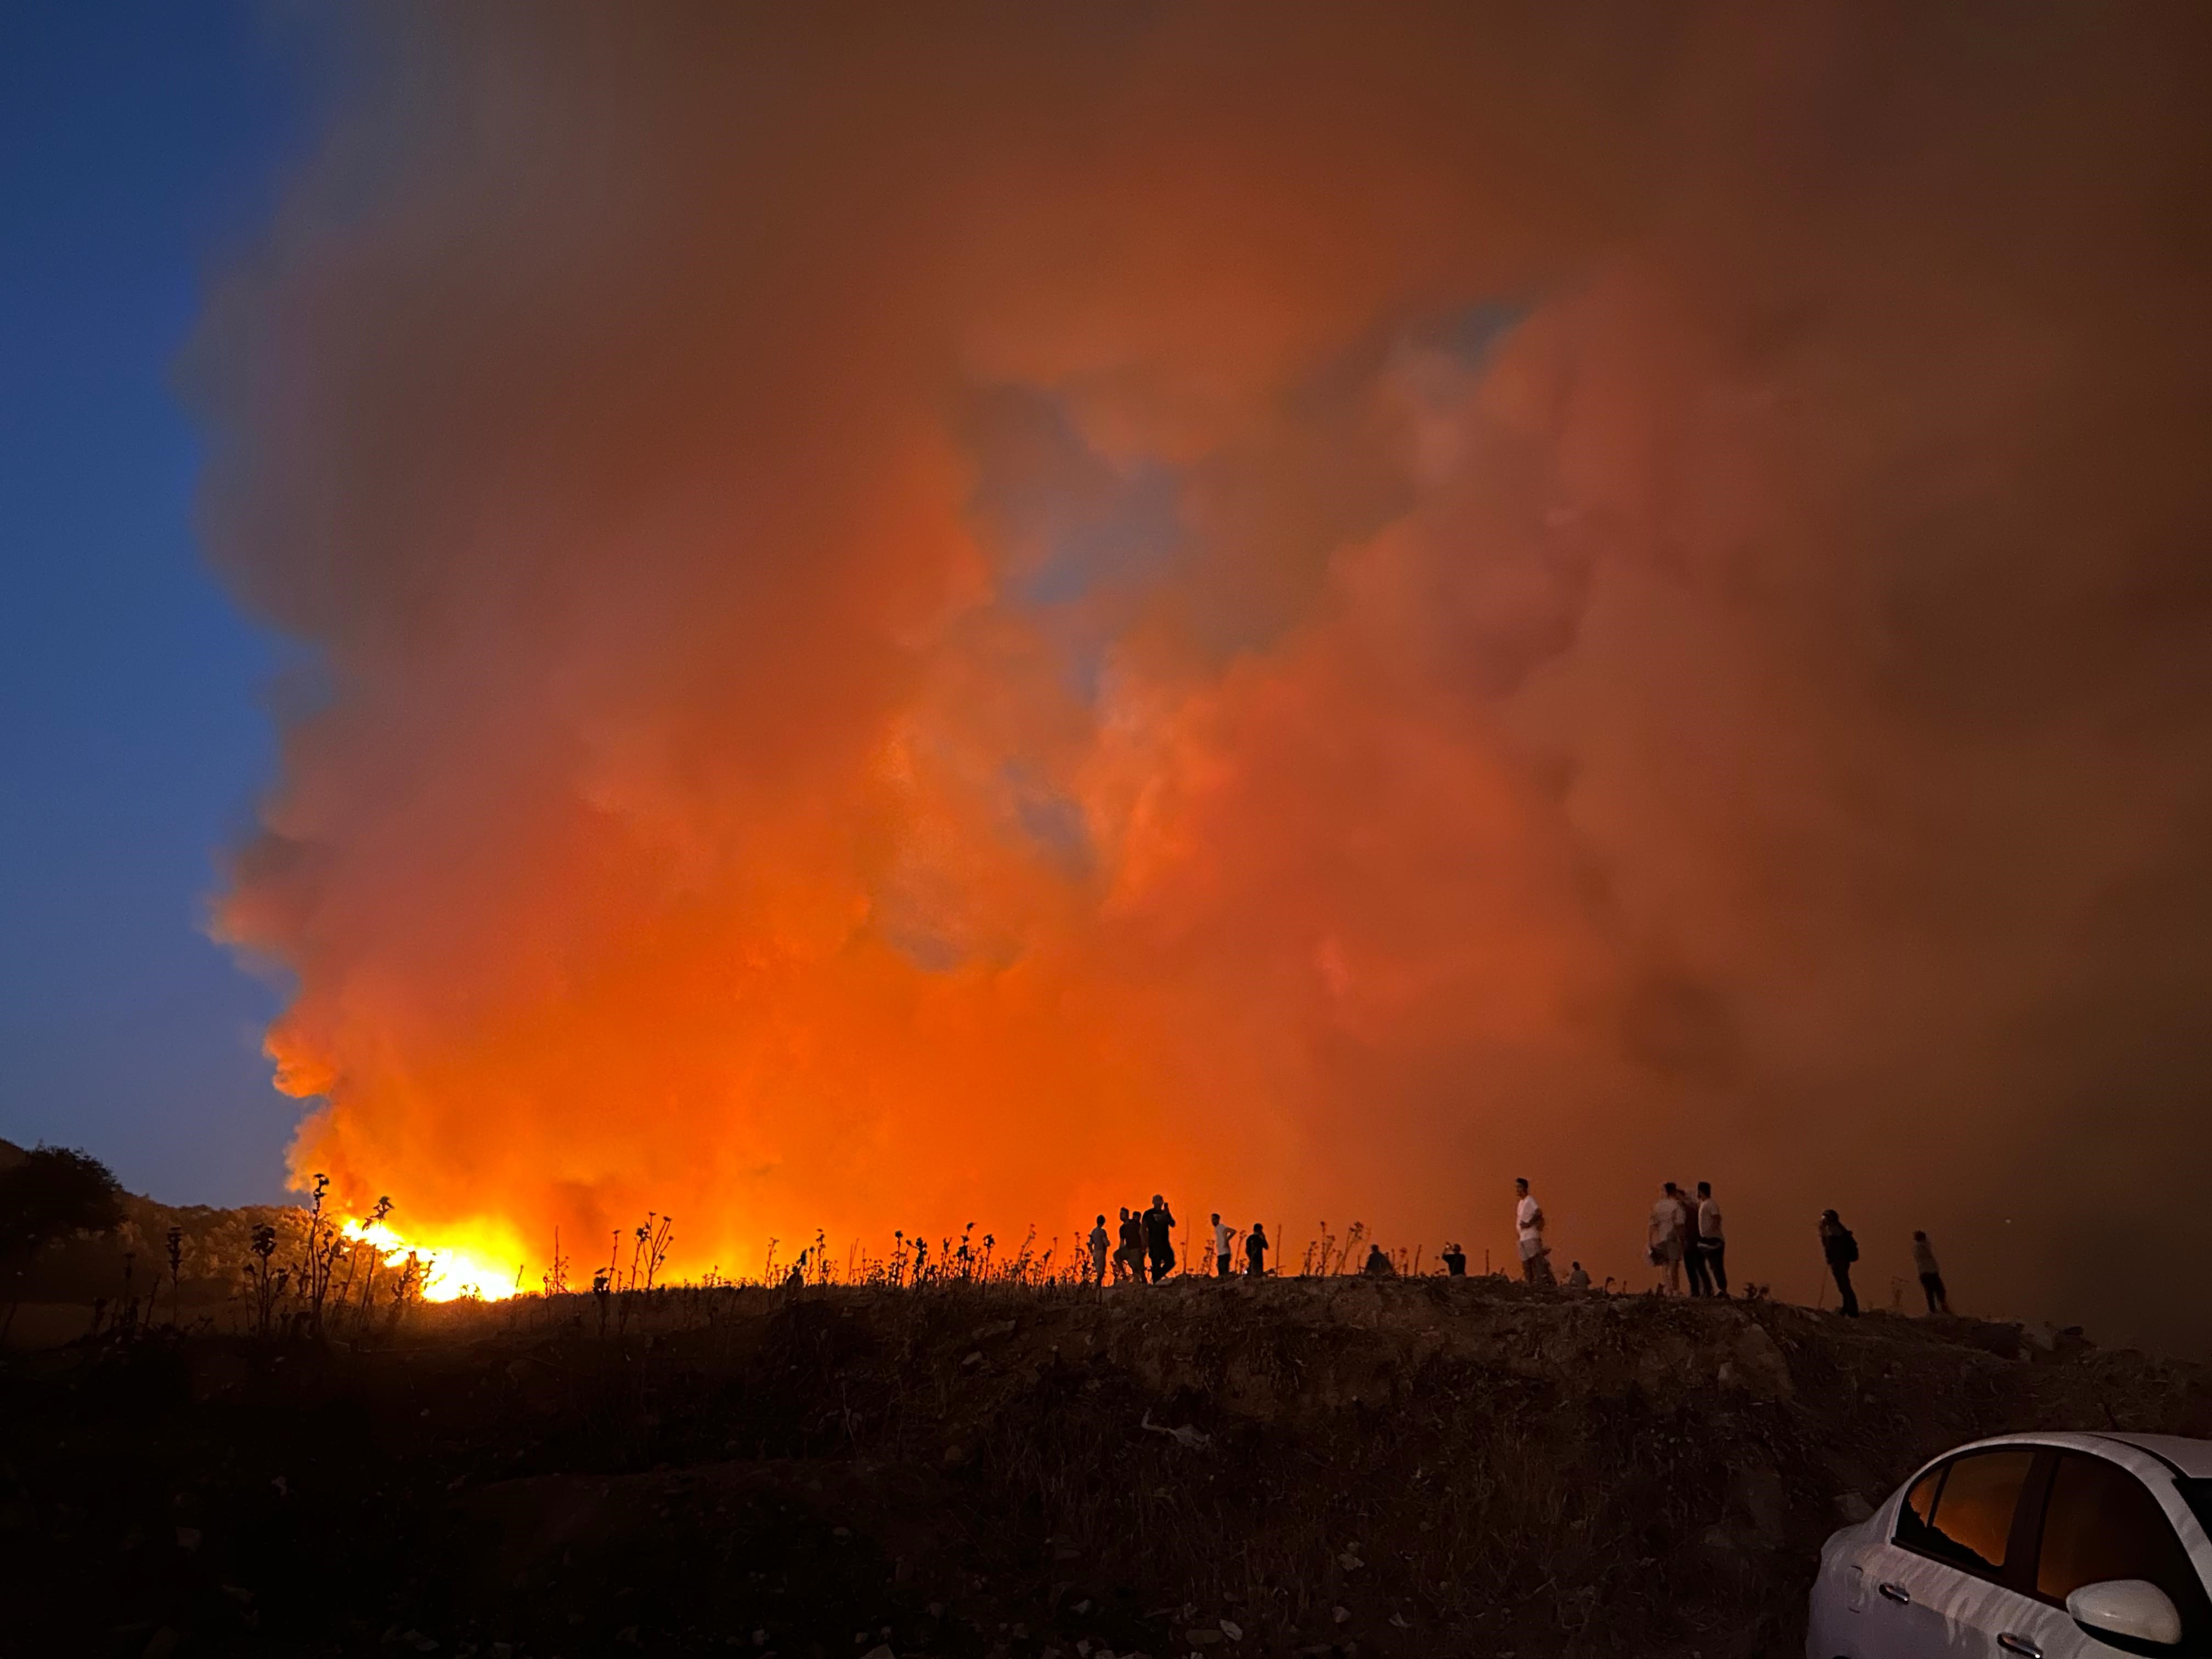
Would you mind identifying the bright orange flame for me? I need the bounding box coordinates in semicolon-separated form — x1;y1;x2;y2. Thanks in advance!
342;1217;526;1304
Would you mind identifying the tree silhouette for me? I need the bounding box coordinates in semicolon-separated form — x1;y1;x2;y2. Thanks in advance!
0;1145;125;1263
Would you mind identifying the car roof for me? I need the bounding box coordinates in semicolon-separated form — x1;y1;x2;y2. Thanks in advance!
2092;1434;2212;1479
1937;1431;2212;1479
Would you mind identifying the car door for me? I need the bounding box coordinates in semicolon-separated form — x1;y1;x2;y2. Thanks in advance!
1984;1447;2212;1659
1855;1445;2043;1659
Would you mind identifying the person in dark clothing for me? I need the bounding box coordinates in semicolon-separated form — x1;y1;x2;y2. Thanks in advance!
1144;1194;1177;1282
1244;1222;1268;1277
1362;1243;1396;1277
1115;1206;1143;1283
1819;1210;1859;1316
1911;1231;1949;1314
1441;1242;1468;1277
1681;1184;1711;1296
1695;1181;1727;1296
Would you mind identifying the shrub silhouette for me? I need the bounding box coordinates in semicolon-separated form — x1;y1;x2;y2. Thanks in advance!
0;1144;124;1262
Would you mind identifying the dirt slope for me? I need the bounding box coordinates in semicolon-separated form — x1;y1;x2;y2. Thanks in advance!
4;1277;2206;1658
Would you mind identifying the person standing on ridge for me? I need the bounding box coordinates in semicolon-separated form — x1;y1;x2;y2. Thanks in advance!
1911;1230;1949;1314
1087;1215;1110;1285
1696;1181;1727;1296
1681;1181;1711;1296
1565;1260;1591;1290
1649;1182;1687;1295
1244;1222;1268;1277
1362;1242;1397;1277
1211;1212;1234;1278
1115;1206;1143;1283
1819;1209;1860;1316
1144;1194;1177;1283
1441;1241;1468;1277
1513;1178;1554;1285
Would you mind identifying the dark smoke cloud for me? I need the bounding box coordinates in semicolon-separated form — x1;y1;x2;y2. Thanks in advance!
195;4;2212;1345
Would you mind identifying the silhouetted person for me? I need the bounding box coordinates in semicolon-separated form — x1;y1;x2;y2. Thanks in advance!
1649;1182;1687;1295
1245;1222;1268;1277
1681;1180;1711;1296
1912;1230;1949;1314
1362;1243;1396;1277
1819;1210;1859;1316
1087;1215;1109;1285
1565;1260;1591;1290
1441;1242;1468;1277
1513;1178;1554;1285
1115;1206;1143;1283
1696;1181;1728;1296
1144;1194;1177;1282
1211;1212;1234;1278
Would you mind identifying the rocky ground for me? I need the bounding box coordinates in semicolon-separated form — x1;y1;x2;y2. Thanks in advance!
4;1275;2208;1659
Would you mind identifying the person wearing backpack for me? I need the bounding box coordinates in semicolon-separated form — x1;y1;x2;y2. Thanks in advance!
1818;1209;1860;1316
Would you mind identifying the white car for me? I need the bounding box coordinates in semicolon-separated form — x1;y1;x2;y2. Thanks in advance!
1808;1431;2212;1657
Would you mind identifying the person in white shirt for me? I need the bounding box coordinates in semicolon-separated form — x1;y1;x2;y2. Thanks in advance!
1087;1215;1110;1285
1211;1213;1234;1278
1695;1182;1726;1296
1648;1182;1686;1294
1911;1230;1948;1313
1513;1177;1554;1285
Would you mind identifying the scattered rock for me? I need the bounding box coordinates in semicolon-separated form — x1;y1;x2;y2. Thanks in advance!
1833;1491;1876;1525
1141;1409;1211;1451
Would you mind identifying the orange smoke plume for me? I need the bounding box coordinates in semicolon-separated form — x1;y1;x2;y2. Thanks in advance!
195;7;2212;1346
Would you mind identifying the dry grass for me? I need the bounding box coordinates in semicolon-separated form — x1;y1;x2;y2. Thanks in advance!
9;1267;2208;1657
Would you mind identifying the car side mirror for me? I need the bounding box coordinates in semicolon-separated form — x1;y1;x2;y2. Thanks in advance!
2066;1579;2183;1651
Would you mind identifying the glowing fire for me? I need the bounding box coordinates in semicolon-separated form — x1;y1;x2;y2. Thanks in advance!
342;1217;525;1304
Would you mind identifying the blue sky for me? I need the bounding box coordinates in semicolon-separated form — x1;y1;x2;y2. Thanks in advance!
0;4;327;1203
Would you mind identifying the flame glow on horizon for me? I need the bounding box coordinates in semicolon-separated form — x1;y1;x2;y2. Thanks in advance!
341;1217;523;1304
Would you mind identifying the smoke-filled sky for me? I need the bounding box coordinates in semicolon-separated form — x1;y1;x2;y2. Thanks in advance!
176;5;2212;1343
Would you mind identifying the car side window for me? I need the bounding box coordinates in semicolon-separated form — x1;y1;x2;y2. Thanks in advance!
2034;1453;2211;1640
1894;1448;2037;1578
1898;1464;1945;1541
